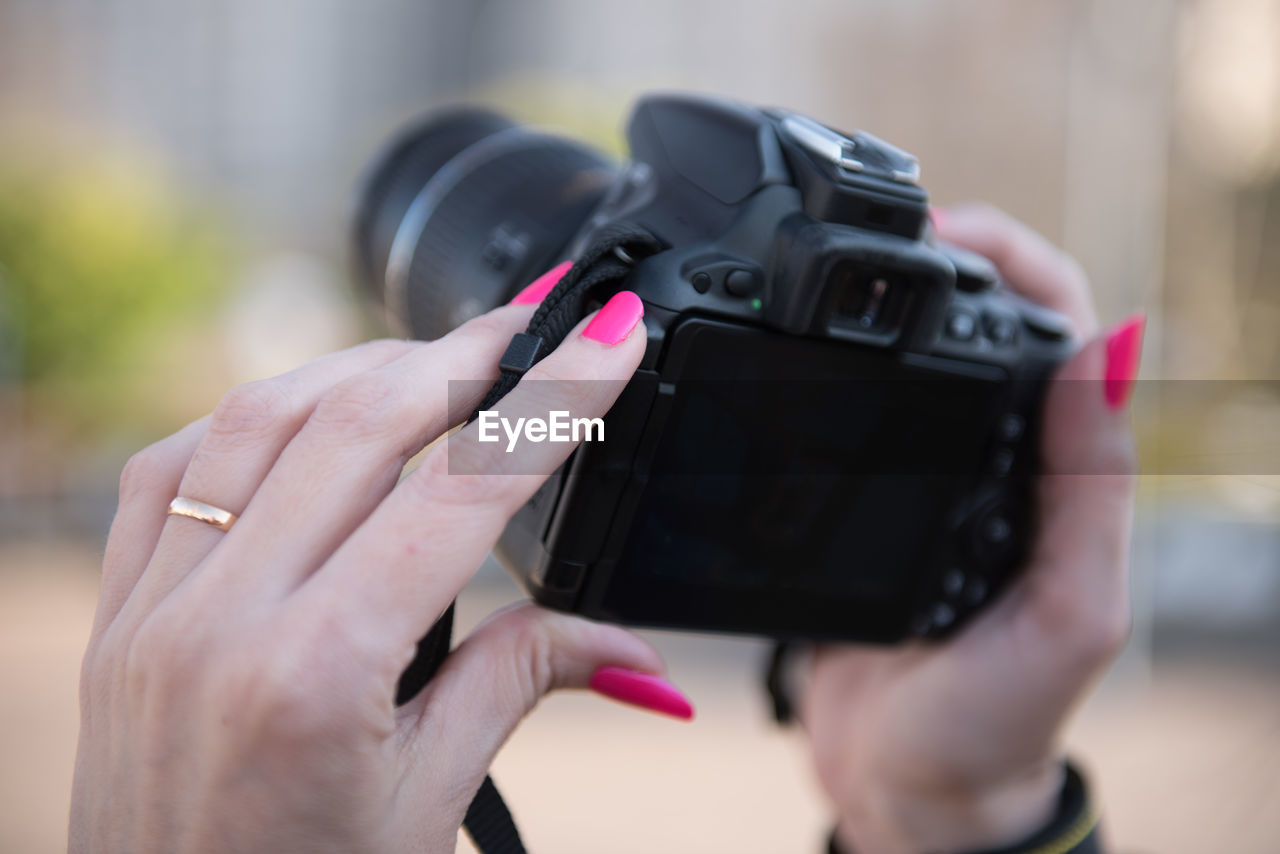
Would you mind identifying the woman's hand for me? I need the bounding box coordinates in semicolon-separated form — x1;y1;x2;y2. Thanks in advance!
70;279;692;854
800;205;1145;854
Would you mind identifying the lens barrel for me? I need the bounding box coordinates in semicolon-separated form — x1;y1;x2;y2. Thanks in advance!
352;110;617;340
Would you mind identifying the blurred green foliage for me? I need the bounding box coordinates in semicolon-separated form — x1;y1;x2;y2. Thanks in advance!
0;149;233;435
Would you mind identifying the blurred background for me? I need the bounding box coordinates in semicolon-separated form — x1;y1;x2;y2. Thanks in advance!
1;0;1278;851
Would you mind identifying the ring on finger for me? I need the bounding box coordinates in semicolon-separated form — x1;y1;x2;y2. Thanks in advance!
166;497;239;532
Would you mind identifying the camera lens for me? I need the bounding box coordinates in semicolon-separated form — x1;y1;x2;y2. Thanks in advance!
352;110;618;340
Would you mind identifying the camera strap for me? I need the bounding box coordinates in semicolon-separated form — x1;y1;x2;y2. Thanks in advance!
477;221;666;413
395;222;665;854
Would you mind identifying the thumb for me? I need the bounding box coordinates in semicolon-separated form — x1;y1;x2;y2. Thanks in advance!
1019;313;1145;655
406;602;693;780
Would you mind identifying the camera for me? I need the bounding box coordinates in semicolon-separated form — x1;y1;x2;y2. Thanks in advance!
353;93;1075;642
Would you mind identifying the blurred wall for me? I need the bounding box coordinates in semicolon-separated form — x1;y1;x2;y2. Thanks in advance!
0;1;1179;315
4;0;1275;371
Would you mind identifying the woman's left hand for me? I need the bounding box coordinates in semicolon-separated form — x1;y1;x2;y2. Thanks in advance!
70;286;691;854
800;205;1143;854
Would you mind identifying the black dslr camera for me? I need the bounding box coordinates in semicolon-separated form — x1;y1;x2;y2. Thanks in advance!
353;93;1074;642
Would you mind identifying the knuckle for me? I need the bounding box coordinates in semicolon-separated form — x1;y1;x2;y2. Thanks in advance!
456;311;514;345
503;607;555;681
1090;604;1133;659
78;640;108;715
118;445;171;503
525;356;575;384
216;623;378;743
359;337;418;361
1071;604;1132;663
123;610;190;695
524;362;597;411
411;448;511;509
209;380;297;445
224;652;315;732
475;606;554;715
1031;579;1131;664
310;372;405;437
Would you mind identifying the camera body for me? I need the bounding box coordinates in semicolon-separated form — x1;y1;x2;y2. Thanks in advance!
357;94;1075;642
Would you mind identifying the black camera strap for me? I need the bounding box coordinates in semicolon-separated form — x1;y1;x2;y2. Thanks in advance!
476;222;665;413
394;222;664;854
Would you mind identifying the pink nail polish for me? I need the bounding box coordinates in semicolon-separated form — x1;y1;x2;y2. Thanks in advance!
1104;312;1145;411
581;291;644;345
928;205;948;231
589;666;694;720
510;260;573;305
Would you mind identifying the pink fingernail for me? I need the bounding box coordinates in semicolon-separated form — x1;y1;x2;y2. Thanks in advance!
510;260;573;305
589;666;694;720
1104;312;1145;411
581;291;644;345
928;205;949;231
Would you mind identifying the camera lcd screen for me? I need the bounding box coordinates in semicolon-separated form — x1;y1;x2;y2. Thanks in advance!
605;320;1005;637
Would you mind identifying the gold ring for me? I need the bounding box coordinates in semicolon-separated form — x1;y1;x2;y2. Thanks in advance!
167;497;238;532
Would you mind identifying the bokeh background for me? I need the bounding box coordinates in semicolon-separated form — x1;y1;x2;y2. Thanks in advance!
2;1;1278;852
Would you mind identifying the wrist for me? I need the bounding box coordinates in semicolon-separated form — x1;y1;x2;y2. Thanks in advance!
835;760;1064;854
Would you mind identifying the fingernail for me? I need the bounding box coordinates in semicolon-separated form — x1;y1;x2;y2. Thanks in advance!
1104;312;1145;410
928;205;948;230
510;260;573;305
589;666;694;720
581;291;644;345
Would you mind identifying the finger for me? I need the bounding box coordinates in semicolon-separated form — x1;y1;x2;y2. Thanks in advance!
296;291;647;661
397;603;687;805
932;204;1099;337
120;338;422;620
169;261;572;608
93;416;209;639
1018;314;1145;659
188;301;540;603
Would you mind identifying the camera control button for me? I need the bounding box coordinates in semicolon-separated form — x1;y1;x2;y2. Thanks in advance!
968;499;1020;565
725;268;759;297
984;312;1019;345
931;603;956;628
990;448;1015;476
942;568;965;597
982;512;1013;546
998;413;1025;442
692;272;712;294
964;577;988;605
945;308;979;341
